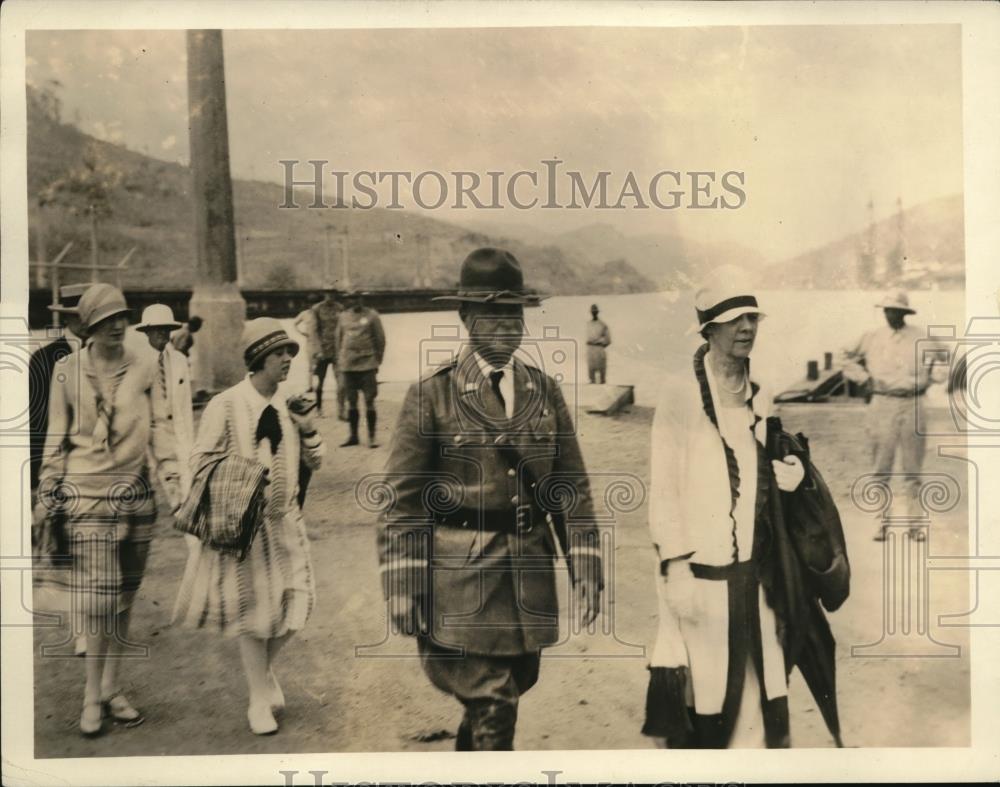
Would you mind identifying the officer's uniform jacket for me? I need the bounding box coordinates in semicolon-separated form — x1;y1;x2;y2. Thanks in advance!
378;346;603;656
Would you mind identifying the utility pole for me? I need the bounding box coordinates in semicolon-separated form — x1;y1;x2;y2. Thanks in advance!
323;223;332;287
341;227;351;290
186;29;246;391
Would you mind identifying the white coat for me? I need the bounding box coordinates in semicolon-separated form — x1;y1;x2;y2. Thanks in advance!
648;356;787;716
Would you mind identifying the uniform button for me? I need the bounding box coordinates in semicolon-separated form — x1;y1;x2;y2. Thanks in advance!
462;520;468;528
453;434;463;444
511;495;519;505
507;468;516;477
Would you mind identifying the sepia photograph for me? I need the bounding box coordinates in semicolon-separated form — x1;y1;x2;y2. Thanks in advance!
2;1;999;785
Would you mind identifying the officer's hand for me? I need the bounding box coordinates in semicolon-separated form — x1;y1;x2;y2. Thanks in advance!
772;455;805;492
389;592;423;636
576;579;601;628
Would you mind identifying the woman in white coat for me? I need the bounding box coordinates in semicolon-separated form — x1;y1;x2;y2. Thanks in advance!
643;267;805;748
172;318;324;735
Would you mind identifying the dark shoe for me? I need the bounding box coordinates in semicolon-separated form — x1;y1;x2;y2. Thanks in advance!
455;717;472;752
341;411;360;446
366;409;378;447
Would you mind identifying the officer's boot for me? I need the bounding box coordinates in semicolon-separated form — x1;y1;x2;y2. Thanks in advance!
366;408;378;448
468;699;516;751
341;410;360;447
455;712;472;751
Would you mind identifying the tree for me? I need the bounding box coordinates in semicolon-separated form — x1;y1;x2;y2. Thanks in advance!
38;142;122;282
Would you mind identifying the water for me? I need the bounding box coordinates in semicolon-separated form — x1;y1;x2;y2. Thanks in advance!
284;290;965;406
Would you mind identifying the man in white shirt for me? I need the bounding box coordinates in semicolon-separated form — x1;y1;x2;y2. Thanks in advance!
842;290;946;541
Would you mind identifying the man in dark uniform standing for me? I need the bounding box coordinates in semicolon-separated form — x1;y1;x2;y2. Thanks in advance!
29;283;88;492
377;248;603;751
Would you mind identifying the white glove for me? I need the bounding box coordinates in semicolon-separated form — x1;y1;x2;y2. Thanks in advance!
772;455;805;492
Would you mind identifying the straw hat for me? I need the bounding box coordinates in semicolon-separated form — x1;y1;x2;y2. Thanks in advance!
689;265;766;335
76;283;130;333
875;289;915;315
241;317;299;369
135;304;182;332
433;248;546;305
47;283;90;314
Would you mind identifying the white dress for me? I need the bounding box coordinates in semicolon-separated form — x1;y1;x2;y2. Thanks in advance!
172;376;324;638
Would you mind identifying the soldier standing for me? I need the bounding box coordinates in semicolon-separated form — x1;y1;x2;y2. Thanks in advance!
335;290;385;447
377;248;603;750
311;289;344;419
586;303;611;384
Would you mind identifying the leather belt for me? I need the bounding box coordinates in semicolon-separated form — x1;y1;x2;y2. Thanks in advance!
437;506;537;534
690;561;756;581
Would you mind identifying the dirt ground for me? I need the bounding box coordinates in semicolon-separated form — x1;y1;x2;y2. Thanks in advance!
33;387;970;757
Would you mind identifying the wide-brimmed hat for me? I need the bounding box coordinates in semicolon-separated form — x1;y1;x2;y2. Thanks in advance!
875;289;915;315
433;248;547;305
135;304;182;332
688;265;766;336
47;283;90;314
241;317;299;369
77;283;130;333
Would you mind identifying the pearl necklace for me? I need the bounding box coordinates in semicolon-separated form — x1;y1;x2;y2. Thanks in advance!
719;373;747;395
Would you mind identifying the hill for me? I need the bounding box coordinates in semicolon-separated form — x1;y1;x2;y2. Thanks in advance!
25;85;654;295
551;223;766;290
763;194;964;290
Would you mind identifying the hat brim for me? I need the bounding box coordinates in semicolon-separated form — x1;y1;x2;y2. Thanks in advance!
687;305;766;336
876;303;916;315
135;322;182;332
84;306;131;332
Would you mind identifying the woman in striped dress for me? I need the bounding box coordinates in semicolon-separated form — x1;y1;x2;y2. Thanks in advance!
172;318;324;735
34;284;181;737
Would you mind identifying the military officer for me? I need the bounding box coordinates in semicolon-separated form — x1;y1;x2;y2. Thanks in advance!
377;247;603;751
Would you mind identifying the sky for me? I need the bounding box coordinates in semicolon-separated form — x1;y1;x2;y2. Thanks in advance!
25;25;963;263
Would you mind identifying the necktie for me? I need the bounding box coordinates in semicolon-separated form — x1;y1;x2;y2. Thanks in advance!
158;351;167;400
255;404;283;455
489;370;506;414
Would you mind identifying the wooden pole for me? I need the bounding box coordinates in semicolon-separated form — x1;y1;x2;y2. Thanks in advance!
35;205;47;288
323;223;332;287
88;207;99;283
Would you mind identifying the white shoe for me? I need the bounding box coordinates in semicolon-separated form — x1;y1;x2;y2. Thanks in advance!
247;701;278;735
267;669;285;714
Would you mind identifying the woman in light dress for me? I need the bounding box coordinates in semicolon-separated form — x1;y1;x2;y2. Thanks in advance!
35;284;181;736
172;318;324;735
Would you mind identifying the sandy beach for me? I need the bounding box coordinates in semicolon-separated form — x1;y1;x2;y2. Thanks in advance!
31;379;970;757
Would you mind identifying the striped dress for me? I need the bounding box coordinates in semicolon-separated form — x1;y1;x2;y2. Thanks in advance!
171;377;323;639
